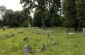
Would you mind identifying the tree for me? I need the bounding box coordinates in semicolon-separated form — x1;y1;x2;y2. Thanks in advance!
3;9;32;27
76;0;85;31
20;0;61;27
63;0;77;30
0;6;6;27
3;9;17;27
63;0;85;31
33;8;63;27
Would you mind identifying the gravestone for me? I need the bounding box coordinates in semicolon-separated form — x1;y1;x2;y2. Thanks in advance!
28;24;31;27
37;28;40;35
83;28;85;34
64;30;69;34
40;43;46;51
24;45;32;53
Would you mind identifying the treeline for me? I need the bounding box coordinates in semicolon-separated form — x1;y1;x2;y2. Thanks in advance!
0;0;85;31
1;0;64;27
63;0;85;31
1;9;32;27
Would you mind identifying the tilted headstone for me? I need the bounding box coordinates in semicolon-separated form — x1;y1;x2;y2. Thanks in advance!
24;45;32;53
37;28;40;35
28;24;31;27
83;28;85;34
40;43;46;51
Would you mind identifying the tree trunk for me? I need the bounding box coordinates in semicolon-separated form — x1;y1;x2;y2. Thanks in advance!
42;17;45;28
78;22;81;31
75;21;78;31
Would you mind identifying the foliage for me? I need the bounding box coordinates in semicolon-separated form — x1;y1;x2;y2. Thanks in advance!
3;9;32;27
63;0;76;27
76;0;85;30
20;0;61;27
63;0;85;31
33;8;64;27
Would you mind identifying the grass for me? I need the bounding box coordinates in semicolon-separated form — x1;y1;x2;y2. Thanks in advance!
0;27;84;55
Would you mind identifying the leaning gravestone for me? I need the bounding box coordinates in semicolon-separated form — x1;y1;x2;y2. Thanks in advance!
37;28;40;35
83;28;85;34
40;43;46;51
24;45;32;53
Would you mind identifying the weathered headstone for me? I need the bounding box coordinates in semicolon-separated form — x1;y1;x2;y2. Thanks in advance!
28;24;31;27
37;28;40;35
40;43;46;51
24;45;32;53
83;28;85;34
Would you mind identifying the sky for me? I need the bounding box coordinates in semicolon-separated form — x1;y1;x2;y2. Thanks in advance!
0;0;23;11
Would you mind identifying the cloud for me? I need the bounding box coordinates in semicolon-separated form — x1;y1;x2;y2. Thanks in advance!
0;0;23;11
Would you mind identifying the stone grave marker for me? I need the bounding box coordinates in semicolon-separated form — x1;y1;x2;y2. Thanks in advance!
24;44;32;53
37;28;40;35
83;28;85;34
40;43;46;51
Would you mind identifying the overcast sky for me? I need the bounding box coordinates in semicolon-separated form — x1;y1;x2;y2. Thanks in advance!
0;0;23;11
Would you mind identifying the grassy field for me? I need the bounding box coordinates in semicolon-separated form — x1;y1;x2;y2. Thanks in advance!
0;27;85;55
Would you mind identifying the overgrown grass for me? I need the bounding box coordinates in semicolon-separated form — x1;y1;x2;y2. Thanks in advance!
0;27;84;55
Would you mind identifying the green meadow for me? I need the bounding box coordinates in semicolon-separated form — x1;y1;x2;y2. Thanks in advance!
0;27;84;55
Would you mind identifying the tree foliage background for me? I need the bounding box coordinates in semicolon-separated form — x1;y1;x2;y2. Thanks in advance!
0;0;85;31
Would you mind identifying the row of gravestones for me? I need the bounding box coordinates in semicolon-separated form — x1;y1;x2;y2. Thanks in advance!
24;43;46;54
23;38;58;54
2;27;85;34
23;27;58;54
13;27;85;35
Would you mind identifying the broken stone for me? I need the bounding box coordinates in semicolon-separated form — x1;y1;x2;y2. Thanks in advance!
24;45;32;53
68;33;75;35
